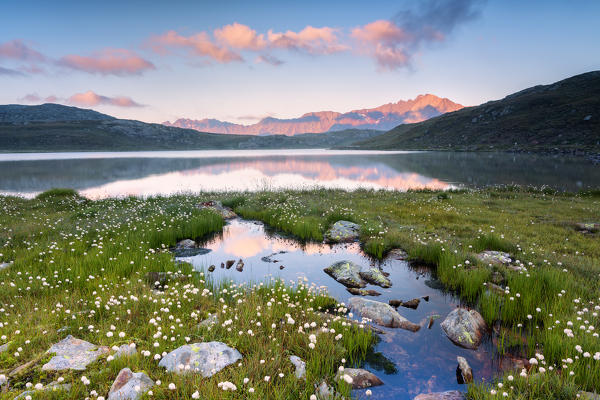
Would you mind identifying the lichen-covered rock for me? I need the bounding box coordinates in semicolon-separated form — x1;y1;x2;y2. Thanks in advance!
476;251;511;265
441;308;488;350
348;297;420;331
456;356;473;383
324;261;366;288
290;355;306;379
324;221;360;243
42;335;109;371
414;391;465;400
158;342;242;377
336;368;383;389
108;368;154;400
359;267;392;288
198;200;237;219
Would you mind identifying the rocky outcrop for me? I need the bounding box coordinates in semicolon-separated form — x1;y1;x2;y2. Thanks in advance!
158;342;242;377
42;335;109;371
108;368;154;400
324;261;366;288
198;200;237;219
359;268;392;288
171;239;211;257
441;308;488;350
324;221;360;243
348;297;420;331
336;368;383;389
414;391;465;400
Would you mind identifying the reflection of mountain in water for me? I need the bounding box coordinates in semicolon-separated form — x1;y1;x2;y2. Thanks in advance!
0;152;597;194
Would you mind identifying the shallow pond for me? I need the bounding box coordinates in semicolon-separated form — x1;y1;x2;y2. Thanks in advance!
180;219;502;399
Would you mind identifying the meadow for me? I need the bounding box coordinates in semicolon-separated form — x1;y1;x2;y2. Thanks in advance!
0;187;599;399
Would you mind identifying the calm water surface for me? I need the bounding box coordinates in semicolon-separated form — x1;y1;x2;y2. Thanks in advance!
0;149;597;197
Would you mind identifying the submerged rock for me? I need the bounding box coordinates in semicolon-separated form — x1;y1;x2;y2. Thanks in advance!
346;287;381;296
108;368;154;400
198;200;237;219
42;335;109;371
348;297;420;331
389;298;420;309
414;391;465;400
325;220;360;243
290;355;306;379
359;267;392;288
336;368;383;389
456;356;473;383
476;251;511;265
441;308;488;350
324;261;366;288
158;341;242;377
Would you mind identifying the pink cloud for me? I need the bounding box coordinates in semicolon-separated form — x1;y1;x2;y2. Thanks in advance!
214;22;266;50
67;90;143;107
352;20;411;70
58;49;155;76
19;93;59;103
149;30;243;63
267;26;347;55
0;40;45;62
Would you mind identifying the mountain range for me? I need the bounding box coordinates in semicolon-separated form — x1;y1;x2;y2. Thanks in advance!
163;94;463;135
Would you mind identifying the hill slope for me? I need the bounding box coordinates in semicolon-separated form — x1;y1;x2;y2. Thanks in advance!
0;104;384;152
352;71;600;154
163;94;463;135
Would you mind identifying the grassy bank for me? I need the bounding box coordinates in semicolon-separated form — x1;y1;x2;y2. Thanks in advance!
0;188;598;399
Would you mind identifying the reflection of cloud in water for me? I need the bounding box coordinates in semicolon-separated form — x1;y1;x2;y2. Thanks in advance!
81;160;449;198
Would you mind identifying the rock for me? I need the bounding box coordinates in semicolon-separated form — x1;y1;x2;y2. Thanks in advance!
486;282;505;295
359;268;392;288
108;368;154;400
42;335;109;371
0;374;6;386
336;368;383;389
346;288;381;296
158;341;242;377
348;297;420;331
476;251;512;265
422;295;430;302
324;220;360;243
389;298;420;309
290;355;306;379
579;392;600;400
387;248;408;260
0;343;8;353
225;260;235;269
317;381;334;399
499;354;529;372
441;308;488;350
198;200;237;219
456;356;473;383
279;265;285;270
414;391;465;400
0;261;11;271
208;265;216;272
171;247;211;257
261;251;286;263
575;222;600;233
176;239;196;249
199;314;219;328
324;261;366;288
584;115;592;121
114;344;137;359
236;259;244;272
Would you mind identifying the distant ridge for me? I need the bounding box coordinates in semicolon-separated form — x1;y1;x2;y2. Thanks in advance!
351;71;600;154
163;94;463;136
0;103;114;124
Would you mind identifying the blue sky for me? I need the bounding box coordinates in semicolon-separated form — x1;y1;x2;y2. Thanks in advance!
1;0;598;123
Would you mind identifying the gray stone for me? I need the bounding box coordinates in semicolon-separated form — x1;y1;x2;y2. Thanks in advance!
579;392;600;400
317;381;334;399
325;221;360;243
0;343;8;353
42;335;109;371
158;341;242;377
108;368;154;400
359;268;392;288
324;261;366;288
176;239;197;249
172;247;211;257
348;297;420;331
476;251;511;265
114;344;137;359
13;382;72;399
441;308;488;350
414;391;465;400
387;248;408;260
198;200;237;219
456;356;472;383
199;314;219;328
0;374;6;386
346;288;381;296
0;262;11;271
336;368;383;389
290;355;306;379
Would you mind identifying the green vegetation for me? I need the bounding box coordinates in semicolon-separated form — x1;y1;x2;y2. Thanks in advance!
352;71;600;155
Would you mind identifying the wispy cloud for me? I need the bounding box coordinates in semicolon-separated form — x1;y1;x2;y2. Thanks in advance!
67;90;144;107
256;54;284;66
267;26;347;55
214;23;267;51
0;66;26;76
0;39;46;62
57;49;155;76
148;30;243;63
352;0;484;70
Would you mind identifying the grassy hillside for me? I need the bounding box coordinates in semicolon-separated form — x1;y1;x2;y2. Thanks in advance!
352;71;600;154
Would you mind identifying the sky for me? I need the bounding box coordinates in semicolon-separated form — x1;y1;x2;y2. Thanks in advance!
1;0;599;124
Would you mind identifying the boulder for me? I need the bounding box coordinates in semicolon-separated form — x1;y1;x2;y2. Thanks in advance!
348;297;420;331
456;356;473;383
476;251;511;266
336;368;383;389
113;344;137;359
158;341;242;377
324;261;366;288
359;268;392;288
414;391;465;400
325;221;360;243
172;247;211;258
290;355;306;379
42;335;109;371
108;368;154;400
346;288;381;296
198;200;237;219
441;308;488;350
176;239;196;249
